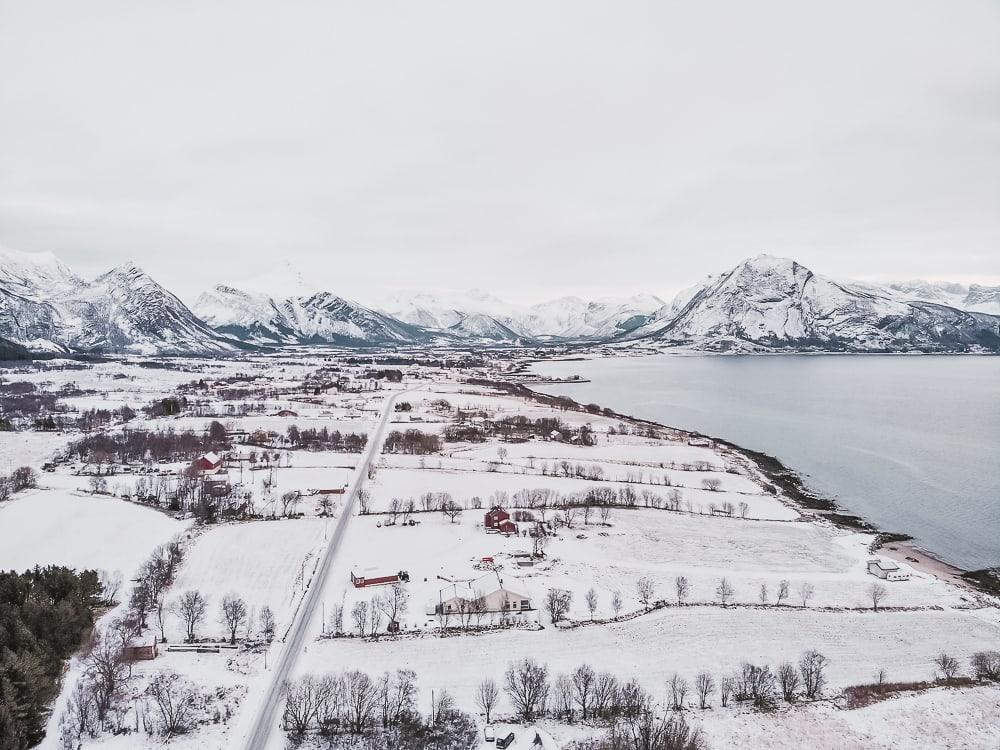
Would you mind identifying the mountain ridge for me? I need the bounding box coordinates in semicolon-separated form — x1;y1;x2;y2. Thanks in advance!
2;249;998;354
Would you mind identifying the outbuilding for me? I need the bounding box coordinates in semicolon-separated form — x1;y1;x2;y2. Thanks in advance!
194;452;222;472
867;559;910;581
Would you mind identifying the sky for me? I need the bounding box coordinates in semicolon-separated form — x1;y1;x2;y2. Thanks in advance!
1;0;998;305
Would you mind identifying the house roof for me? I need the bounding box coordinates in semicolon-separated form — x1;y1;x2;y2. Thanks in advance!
201;451;220;464
868;558;900;571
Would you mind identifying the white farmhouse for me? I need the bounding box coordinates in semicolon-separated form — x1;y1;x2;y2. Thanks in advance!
867;558;910;581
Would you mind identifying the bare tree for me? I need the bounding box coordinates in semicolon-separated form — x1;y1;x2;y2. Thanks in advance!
376;582;409;630
668;673;689;710
611;590;623;618
552;674;574;721
636;577;656;610
505;658;550;721
737;662;777;709
675;576;689;606
173;590;207;641
695;672;714;709
84;631;128;723
283;675;321;734
970;650;1000;681
98;569;123;607
776;579;790;606
572;664;597;719
799;650;828;699
441;499;463;524
352;600;369;637
146;671;198;736
719;676;735;707
477;678;499;723
758;583;768;605
260;604;276;642
344;670;378;732
934;653;960;682
797;581;815;608
220;593;248;644
701;478;721;492
599;504;612;524
357;488;371;515
715;577;734;606
585;588;599;620
545;588;573;624
868;582;887;612
777;662;800;702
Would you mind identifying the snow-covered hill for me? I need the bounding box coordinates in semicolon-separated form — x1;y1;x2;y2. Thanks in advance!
0;250;241;355
888;280;1000;316
627;255;1000;352
194;285;437;346
378;290;663;341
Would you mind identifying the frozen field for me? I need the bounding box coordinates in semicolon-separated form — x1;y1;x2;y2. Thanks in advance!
0;489;186;574
299;605;1000;713
166;519;328;642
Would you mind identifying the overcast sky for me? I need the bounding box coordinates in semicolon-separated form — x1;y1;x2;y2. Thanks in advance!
1;1;998;305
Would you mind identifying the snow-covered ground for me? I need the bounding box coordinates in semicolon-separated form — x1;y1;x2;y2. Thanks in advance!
4;357;997;750
0;489;187;574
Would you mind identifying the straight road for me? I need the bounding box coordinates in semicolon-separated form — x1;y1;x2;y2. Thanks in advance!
242;390;404;750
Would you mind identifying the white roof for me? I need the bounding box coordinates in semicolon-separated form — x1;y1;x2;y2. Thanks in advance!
869;558;900;571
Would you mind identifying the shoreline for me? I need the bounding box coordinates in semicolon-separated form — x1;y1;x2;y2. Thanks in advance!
506;370;996;597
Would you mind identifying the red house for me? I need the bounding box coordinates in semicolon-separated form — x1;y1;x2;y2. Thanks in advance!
194;452;222;472
485;507;517;535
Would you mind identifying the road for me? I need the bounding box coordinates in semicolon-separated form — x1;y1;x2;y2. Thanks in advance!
242;390;404;750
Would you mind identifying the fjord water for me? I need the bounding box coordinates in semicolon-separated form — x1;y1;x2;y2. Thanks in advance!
532;355;1000;571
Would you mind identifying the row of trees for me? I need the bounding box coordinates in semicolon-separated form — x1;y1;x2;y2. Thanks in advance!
383;429;442;454
282;669;476;749
68;423;230;464
495;651;827;725
285;425;368;452
544;575;892;627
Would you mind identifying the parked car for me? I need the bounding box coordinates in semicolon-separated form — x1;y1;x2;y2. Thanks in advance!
484;724;496;743
496;732;515;749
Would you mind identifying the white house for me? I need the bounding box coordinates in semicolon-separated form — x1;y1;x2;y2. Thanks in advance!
438;586;533;615
867;559;910;581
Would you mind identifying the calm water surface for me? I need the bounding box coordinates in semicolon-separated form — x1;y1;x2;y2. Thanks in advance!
532;355;1000;570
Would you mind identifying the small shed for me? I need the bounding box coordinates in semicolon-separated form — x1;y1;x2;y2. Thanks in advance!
124;634;158;661
867;559;910;581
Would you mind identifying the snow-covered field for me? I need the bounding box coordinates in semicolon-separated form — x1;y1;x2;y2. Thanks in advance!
0;489;186;574
3;357;997;750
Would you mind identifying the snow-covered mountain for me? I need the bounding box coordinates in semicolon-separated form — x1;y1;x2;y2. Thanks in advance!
5;248;998;354
378;290;663;341
194;285;437;346
627;255;1000;352
0;250;241;355
887;280;1000;316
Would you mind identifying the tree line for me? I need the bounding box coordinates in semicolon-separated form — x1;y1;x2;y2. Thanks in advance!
0;566;102;749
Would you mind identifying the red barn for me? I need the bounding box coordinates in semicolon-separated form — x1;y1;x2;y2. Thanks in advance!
485;507;517;535
351;570;410;588
194;452;221;472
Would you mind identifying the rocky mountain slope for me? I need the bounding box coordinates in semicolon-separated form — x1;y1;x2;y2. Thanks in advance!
0;250;241;355
627;255;1000;352
4;248;997;353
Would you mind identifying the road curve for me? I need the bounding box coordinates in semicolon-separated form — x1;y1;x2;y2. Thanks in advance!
242;390;404;750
